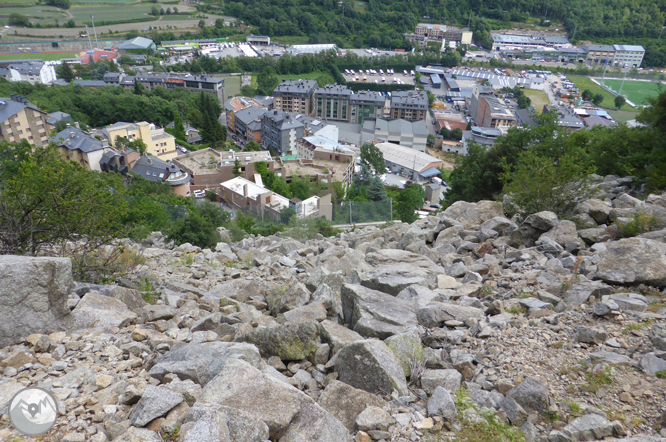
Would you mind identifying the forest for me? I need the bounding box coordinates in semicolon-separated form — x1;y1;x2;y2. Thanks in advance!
219;0;666;50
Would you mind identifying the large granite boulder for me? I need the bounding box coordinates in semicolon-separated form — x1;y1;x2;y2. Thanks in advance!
201;358;349;441
440;201;504;229
180;403;269;442
416;302;484;328
148;342;262;386
341;284;418;339
0;255;74;346
71;293;137;331
335;339;409;397
317;380;387;431
592;238;666;287
359;249;446;295
238;322;321;361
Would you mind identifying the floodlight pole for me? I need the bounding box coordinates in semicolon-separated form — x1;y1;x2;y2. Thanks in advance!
619;69;628;97
85;25;93;52
90;15;99;49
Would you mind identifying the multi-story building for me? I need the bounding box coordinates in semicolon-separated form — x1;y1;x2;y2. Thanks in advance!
9;62;57;85
414;24;473;44
130;155;191;197
612;45;645;68
224;96;266;134
461;126;503;155
475;96;516;129
314;84;352;122
182;75;225;103
491;33;571;51
234;106;268;143
389;91;428;121
102;121;178;161
350;90;386;124
246;35;271;46
360;118;428;152
261;109;305;156
0;67;20;82
582;44;616;66
51;127;111;171
116;73;225;103
272;80;318;115
0;95;53;147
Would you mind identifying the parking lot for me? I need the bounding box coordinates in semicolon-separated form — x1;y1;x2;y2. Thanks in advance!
342;69;415;86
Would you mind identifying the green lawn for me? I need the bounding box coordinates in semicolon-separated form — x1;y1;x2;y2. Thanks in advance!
523;89;549;113
568;76;635;111
600;78;664;106
221;75;240;97
159;14;198;21
0;5;68;19
0;52;79;61
69;4;154;22
271;36;309;46
608;109;640;123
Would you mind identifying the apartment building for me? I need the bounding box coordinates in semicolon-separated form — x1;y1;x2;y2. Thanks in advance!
51;127;110;171
0;67;21;82
224;96;266;133
102;121;178;161
612;45;645;68
272;80;318;115
350;90;386;124
475;96;516;129
234;106;268;143
114;73;225;102
314;84;352;122
389;91;428;121
131;155;191;197
9;62;57;85
414;24;473;44
0;95;53;147
261;109;305;156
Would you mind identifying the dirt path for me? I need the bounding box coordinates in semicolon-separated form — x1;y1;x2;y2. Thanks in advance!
427;148;457;170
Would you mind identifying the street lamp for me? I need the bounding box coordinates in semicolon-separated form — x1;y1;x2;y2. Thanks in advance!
90;15;99;49
659;26;665;41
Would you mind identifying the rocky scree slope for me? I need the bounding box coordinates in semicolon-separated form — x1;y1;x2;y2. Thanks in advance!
1;176;666;442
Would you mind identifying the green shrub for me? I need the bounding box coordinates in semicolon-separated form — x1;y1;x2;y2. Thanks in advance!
616;211;659;238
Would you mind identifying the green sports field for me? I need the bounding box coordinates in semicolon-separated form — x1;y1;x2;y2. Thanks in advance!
600;78;664;106
0;52;80;61
568;76;634;111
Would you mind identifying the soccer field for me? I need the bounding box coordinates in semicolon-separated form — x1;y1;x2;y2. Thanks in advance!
600;78;664;105
0;52;80;61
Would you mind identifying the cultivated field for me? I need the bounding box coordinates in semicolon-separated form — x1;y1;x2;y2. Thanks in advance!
69;4;155;23
600;78;664;106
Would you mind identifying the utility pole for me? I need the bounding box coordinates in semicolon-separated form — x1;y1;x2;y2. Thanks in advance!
349;201;352;224
619;69;628;97
571;24;578;41
601;59;608;86
660;26;666;41
84;25;93;52
467;12;472;29
90;15;99;49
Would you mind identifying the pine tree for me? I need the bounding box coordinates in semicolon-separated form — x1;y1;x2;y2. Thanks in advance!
57;62;75;83
173;112;186;141
367;176;387;201
133;79;145;96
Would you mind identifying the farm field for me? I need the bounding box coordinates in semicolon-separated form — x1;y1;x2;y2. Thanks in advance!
568;76;634;111
600;78;664;106
523;89;549;113
69;4;155;23
0;51;80;61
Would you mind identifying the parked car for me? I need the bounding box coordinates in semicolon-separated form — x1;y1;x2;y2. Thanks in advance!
193;190;206;198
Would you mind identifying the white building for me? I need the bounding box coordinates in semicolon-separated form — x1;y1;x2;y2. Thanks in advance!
9;61;57;85
0;67;21;82
612;45;645;68
287;44;338;56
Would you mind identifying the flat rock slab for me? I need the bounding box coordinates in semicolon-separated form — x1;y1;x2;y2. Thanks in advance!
149;342;262;386
341;284;418;339
71;293;137;331
180;402;269;442
129;385;183;427
589;351;638;367
238;322;321;361
0;255;74;347
318;380;387;431
592;238;666;288
360;249;446;295
201;358;349;442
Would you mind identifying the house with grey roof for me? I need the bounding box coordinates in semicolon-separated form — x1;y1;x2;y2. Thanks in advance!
131;155;191;197
9;61;56;85
116;37;156;53
261;109;305;156
51;127;111;171
0;67;20;82
234;106;268;144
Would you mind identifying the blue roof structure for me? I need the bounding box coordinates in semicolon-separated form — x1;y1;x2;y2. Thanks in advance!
420;167;442;178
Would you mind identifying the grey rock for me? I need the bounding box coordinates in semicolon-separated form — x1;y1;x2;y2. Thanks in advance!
335;339;409;397
574;327;608;344
609;293;648;312
0;255;74;347
317;380;387;431
238;322;321;361
201;358;349;441
360;249;446;295
524;211;559;231
320;319;363;353
507;376;550;415
563;281;613;306
593;302;612;316
106;286;146;310
427;386;457;420
113;427;162;442
420;369;462;395
341;284;417;339
395;285;440;310
71;293;137;331
540;220;580;248
650;324;666;351
191;313;222;332
416;302;484;328
557;413;614;441
266;282;311;315
519;298;552;310
593;238;666;287
282;302;328;324
575;199;612;224
181;402;269;442
279;256;297;267
129;385;184;427
355;406;395;431
589;351;638;367
142;305;177;322
499;396;528;426
149;342;262;385
640;353;666;376
441;201;504;229
385;329;425;377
